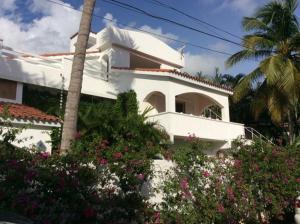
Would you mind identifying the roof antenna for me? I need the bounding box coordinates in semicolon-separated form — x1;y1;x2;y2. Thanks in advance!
177;45;185;59
0;39;3;56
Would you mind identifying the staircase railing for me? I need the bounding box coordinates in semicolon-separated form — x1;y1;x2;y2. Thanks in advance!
244;127;274;145
202;108;222;120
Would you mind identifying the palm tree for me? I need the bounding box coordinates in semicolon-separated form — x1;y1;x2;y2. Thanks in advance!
226;0;300;144
60;0;96;154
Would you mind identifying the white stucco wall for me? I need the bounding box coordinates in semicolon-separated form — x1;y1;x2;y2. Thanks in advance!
97;27;184;68
0;125;54;154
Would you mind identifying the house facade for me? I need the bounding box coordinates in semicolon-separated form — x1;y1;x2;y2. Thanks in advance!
0;26;245;152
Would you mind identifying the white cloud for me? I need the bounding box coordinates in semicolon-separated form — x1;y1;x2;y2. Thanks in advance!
0;0;81;53
1;0;17;13
217;0;259;15
209;41;231;52
183;52;226;76
102;13;117;27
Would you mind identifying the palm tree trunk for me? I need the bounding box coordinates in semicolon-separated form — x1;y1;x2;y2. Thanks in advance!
60;0;96;154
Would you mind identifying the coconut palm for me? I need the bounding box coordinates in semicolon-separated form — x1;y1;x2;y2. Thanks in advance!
60;0;96;153
226;0;300;144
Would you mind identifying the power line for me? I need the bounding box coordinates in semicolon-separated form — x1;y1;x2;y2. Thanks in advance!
143;0;242;40
43;0;233;56
103;0;242;47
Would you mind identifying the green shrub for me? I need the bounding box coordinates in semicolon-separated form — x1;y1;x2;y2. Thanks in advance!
160;137;300;224
0;90;167;223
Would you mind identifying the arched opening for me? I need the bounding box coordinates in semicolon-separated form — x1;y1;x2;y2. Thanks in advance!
143;91;166;115
175;92;223;119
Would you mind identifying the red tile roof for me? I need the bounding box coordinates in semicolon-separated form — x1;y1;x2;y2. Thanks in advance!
111;67;233;92
0;102;61;123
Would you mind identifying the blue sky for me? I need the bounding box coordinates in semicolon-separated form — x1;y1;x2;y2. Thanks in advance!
1;0;300;76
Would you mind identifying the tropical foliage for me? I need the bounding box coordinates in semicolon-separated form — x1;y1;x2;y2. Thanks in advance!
227;0;300;144
0;91;167;224
161;137;300;224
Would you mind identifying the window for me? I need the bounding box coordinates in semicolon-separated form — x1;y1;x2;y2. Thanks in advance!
130;53;160;69
176;101;186;113
0;78;17;100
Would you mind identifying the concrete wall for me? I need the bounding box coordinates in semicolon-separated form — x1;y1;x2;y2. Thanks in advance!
0;124;54;154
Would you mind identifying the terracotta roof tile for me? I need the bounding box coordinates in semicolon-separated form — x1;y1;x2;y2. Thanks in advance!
0;102;61;123
111;67;233;92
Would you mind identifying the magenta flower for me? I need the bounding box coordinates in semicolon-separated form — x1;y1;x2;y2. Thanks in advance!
297;178;300;183
113;152;123;159
74;131;82;139
203;171;210;177
39;151;49;159
217;203;225;213
99;158;108;165
226;187;235;201
234;160;242;168
24;169;37;182
180;178;189;190
137;173;145;180
83;207;95;218
153;211;161;223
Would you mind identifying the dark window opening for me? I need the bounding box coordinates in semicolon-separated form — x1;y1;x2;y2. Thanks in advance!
0;78;17;100
130;53;160;69
176;101;186;113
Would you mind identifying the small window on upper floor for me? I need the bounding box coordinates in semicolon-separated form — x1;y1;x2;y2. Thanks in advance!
130;53;160;69
0;78;17;100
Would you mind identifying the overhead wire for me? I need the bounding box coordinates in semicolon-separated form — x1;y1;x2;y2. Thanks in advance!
102;0;242;47
43;0;234;56
144;0;242;40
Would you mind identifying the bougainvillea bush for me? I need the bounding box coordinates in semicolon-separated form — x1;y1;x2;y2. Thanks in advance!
0;90;167;223
160;137;300;224
0;139;162;223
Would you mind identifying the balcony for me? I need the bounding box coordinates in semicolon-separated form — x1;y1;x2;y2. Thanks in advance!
148;112;245;142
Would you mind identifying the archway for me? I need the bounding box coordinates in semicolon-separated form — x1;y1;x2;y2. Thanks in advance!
175;92;223;119
143;91;166;115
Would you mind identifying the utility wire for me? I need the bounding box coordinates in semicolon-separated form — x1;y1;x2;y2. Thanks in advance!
103;0;242;47
43;0;233;55
144;0;242;40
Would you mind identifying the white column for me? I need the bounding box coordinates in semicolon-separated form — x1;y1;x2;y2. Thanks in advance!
221;98;230;122
166;93;175;112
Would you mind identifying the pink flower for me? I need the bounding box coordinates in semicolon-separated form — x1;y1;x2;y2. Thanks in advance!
74;131;82;139
203;171;210;177
296;178;300;183
253;163;260;172
180;178;189;190
83;207;95;218
124;146;129;152
217;203;225;213
226;187;235;201
99;158;108;165
24;169;37;182
234;160;242;168
137;173;145;181
153;211;161;223
39;152;49;159
113;152;123;159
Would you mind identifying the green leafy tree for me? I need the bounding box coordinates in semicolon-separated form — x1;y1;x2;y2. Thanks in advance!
227;0;300;144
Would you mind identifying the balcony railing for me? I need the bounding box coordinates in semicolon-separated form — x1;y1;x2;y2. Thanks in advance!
148;112;245;142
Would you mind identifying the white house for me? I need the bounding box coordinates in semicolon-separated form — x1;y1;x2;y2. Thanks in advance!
0;26;245;153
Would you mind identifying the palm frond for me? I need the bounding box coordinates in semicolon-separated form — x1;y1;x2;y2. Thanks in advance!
250;81;268;120
243;34;275;50
233;68;263;103
242;17;271;32
226;49;272;68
